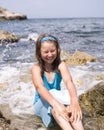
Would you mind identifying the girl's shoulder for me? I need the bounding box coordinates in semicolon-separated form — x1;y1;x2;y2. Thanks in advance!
32;63;39;68
32;63;41;73
58;61;66;68
57;61;67;72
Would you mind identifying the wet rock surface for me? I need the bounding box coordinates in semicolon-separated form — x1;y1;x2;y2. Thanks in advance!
0;105;60;130
0;82;104;130
0;30;19;43
61;50;96;65
79;82;104;130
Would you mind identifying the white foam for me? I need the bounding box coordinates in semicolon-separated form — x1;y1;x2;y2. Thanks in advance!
19;33;39;42
28;33;39;41
0;66;20;83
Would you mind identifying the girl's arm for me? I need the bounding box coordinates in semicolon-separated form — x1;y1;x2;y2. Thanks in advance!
58;61;82;122
32;64;70;121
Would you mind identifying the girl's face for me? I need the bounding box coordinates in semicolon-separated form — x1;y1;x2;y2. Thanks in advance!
40;41;57;64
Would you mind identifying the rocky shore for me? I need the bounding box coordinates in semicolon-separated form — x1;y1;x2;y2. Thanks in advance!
0;9;104;129
79;82;104;130
0;6;27;43
0;50;103;129
0;30;19;43
60;50;96;65
0;7;27;22
0;82;104;130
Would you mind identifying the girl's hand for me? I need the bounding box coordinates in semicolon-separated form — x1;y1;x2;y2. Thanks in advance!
66;102;82;123
53;103;70;122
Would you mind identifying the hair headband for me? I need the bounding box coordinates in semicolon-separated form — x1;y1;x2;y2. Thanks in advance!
41;36;56;43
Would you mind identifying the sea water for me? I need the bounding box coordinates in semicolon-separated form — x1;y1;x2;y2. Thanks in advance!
0;18;104;115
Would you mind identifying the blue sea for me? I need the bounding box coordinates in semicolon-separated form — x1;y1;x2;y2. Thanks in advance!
0;18;104;115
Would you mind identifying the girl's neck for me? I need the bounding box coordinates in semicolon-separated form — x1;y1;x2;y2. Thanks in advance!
45;64;53;72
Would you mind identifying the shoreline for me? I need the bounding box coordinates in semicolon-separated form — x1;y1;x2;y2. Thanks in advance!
0;81;104;130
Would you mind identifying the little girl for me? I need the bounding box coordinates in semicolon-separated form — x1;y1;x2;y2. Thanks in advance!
32;34;84;130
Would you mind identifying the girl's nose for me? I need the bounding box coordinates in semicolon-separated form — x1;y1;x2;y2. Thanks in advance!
48;52;52;57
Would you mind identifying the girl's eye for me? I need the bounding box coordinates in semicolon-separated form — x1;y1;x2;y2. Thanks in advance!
51;49;56;52
44;50;56;53
45;51;49;53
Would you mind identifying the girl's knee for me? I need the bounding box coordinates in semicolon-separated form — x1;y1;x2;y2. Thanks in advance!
71;120;84;130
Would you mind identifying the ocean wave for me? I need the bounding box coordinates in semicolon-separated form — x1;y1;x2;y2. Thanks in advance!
64;30;102;35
